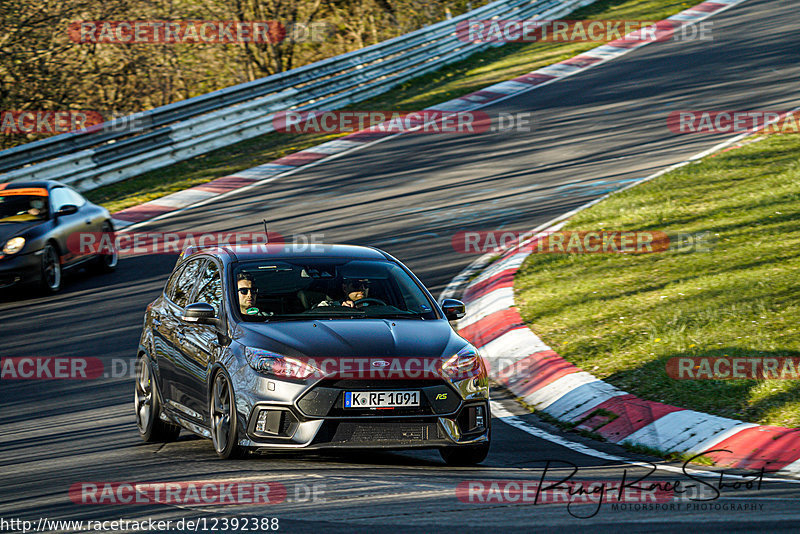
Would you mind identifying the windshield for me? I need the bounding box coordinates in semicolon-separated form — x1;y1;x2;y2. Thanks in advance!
0;190;49;223
232;259;438;321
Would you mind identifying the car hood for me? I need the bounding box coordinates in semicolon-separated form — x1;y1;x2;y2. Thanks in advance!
238;319;461;359
0;221;44;244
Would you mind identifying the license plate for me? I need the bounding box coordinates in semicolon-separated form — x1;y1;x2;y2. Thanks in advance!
344;390;420;409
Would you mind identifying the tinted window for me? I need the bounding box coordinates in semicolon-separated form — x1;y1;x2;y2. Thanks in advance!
232;259;437;321
172;258;206;308
194;261;222;315
165;263;186;302
0;193;48;222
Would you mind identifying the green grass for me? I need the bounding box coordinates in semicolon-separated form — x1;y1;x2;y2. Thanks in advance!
515;134;800;428
85;0;690;212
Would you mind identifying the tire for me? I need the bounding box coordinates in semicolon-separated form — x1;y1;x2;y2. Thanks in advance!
439;440;491;466
92;221;118;273
210;371;246;459
38;243;62;293
135;356;181;442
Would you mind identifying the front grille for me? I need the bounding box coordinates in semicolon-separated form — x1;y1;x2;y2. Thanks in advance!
297;379;460;417
329;421;444;444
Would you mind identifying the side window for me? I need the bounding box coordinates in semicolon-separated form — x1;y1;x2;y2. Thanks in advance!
49;188;72;212
65;187;86;207
194;261;222;315
165;263;186;302
172;258;206;308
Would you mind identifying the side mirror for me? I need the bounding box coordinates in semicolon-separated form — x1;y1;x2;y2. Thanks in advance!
55;204;78;217
181;302;217;325
441;299;466;321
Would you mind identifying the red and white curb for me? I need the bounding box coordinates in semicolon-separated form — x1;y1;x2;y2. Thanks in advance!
443;122;800;479
110;0;750;231
453;225;800;477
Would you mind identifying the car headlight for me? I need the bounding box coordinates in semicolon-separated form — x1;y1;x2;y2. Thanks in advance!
244;346;317;379
441;345;484;380
2;237;25;255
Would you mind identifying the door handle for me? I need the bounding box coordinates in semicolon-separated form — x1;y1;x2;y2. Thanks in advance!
85;219;92;225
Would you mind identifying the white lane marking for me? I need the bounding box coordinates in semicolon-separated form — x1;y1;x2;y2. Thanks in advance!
491;401;800;484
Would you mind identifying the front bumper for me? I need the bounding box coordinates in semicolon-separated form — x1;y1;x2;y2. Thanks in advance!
234;371;490;450
0;251;41;289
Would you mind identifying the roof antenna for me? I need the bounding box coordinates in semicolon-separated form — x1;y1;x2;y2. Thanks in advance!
262;219;269;243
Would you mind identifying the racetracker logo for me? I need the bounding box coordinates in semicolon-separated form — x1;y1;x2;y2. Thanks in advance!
668;111;800;134
0;357;103;380
667;356;800;380
247;356;485;381
66;231;333;256
456;20;712;43
1;110;104;135
273;110;500;135
69;481;290;505
453;231;672;254
68;21;333;44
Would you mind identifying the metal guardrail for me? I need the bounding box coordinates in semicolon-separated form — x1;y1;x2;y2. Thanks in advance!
0;0;596;192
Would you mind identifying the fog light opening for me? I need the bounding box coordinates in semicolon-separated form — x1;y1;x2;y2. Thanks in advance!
458;404;487;436
475;405;485;429
255;409;284;435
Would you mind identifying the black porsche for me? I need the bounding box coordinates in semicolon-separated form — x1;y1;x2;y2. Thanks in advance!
0;180;117;293
135;244;491;465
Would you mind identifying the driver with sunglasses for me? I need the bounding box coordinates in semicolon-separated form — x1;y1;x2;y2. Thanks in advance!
237;273;265;318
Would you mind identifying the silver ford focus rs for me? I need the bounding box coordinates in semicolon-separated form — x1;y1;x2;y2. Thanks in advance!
135;244;491;465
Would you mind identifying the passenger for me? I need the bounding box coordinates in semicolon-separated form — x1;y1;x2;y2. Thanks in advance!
315;278;371;308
